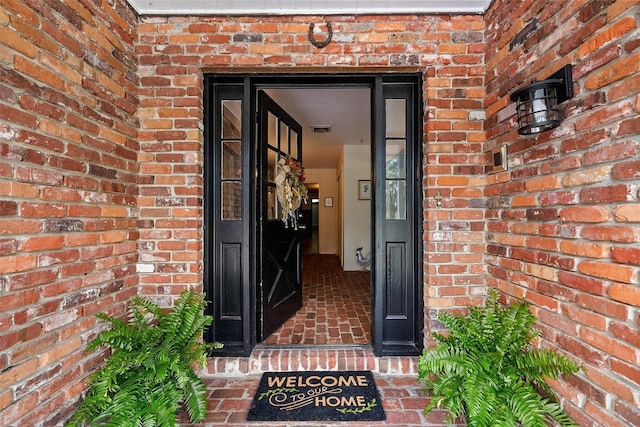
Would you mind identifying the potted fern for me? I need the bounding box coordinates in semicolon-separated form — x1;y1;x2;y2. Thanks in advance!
419;289;581;427
67;290;222;427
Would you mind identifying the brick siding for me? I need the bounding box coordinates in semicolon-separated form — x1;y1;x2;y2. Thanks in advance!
484;1;640;425
0;0;140;425
134;14;488;309
0;0;638;425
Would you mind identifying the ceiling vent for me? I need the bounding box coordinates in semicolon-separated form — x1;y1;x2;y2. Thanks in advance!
311;125;331;133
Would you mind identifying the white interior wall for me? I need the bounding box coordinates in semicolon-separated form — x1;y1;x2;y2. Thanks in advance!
341;145;371;271
304;168;339;254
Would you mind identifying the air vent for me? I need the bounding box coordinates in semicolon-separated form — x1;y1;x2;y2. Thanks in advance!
311;125;331;133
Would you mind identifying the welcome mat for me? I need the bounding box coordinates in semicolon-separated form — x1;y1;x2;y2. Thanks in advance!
246;370;385;422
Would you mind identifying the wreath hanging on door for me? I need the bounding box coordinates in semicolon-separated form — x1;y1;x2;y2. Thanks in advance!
275;157;308;228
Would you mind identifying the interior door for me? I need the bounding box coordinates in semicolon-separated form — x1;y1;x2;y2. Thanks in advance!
257;91;304;341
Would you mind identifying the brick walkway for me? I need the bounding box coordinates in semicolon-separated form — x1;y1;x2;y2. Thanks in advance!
197;348;465;427
186;254;463;426
263;254;371;346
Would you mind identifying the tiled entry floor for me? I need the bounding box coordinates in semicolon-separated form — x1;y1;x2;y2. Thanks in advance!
263;254;371;346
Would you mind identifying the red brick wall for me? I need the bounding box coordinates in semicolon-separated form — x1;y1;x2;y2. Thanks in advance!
135;15;489;317
0;0;139;424
485;0;640;425
2;0;638;425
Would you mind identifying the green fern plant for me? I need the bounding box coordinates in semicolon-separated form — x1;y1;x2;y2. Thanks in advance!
67;290;222;427
419;289;581;427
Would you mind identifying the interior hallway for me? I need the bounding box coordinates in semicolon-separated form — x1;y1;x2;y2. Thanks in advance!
262;252;371;346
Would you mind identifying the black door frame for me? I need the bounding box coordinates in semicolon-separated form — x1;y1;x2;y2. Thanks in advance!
204;73;423;356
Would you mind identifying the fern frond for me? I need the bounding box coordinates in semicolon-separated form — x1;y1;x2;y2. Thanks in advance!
462;370;498;427
505;380;548;427
167;291;213;350
130;295;163;324
67;290;221;427
543;400;579;427
518;348;582;379
181;371;208;422
418;289;581;427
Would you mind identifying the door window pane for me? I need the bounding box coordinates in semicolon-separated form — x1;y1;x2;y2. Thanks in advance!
385;99;406;138
267;148;277;183
267;186;277;220
386;180;406;220
222;182;242;220
280;121;289;155
290;129;298;159
222;100;241;139
386;140;406;179
222;141;241;179
268;111;278;149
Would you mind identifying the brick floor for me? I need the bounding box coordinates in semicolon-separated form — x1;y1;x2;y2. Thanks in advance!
263;254;371;346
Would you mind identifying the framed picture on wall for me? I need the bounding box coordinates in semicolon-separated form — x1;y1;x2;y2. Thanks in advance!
358;180;371;200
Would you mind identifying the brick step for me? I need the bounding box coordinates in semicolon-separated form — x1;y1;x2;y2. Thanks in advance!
204;345;419;377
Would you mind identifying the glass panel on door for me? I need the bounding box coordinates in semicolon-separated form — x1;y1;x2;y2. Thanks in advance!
385;98;406;138
267;186;277;220
222;141;241;179
290;129;298;159
385;99;407;220
268;112;278;148
221;100;243;220
222;182;242;220
280;121;289;155
267;147;277;183
386;139;407;220
222;100;241;139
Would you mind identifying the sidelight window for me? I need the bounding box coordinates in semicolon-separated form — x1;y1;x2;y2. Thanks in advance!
221;100;243;220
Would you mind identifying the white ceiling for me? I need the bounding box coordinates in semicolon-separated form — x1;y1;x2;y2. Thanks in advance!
266;88;370;169
127;0;492;15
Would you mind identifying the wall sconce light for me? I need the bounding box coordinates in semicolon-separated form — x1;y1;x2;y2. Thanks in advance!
510;65;573;135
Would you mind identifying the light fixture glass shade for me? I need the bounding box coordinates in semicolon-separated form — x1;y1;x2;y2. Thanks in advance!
511;79;563;135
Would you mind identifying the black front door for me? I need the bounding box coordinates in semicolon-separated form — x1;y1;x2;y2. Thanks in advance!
204;74;423;356
373;78;423;356
257;91;304;341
